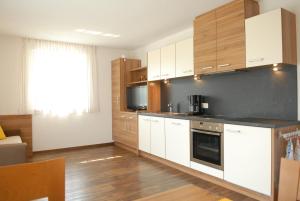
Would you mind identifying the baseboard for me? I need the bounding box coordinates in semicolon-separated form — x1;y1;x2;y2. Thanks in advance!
33;142;114;154
114;142;139;155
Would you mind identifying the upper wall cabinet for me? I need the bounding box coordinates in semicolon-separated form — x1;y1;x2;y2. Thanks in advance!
161;44;176;80
175;38;194;77
246;9;297;68
194;0;259;75
148;49;161;81
194;11;217;75
147;38;194;81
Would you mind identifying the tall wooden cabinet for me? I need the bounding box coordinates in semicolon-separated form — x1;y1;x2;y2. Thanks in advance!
111;58;140;152
194;0;259;75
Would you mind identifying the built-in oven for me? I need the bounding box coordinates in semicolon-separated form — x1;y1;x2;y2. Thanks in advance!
190;120;224;170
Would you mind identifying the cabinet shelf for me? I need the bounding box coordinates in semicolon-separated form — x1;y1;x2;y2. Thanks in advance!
129;66;147;72
127;80;147;86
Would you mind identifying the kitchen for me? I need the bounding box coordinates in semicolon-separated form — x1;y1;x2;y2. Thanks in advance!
111;0;299;201
1;0;300;200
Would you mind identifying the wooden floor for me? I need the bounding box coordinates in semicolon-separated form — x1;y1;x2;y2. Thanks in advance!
32;145;257;201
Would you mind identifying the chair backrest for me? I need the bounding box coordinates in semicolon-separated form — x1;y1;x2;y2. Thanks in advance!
278;158;300;201
0;158;65;201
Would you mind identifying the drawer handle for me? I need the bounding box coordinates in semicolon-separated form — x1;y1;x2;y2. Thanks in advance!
128;117;133;119
248;58;265;63
218;64;231;68
226;129;241;134
151;120;159;123
201;66;213;70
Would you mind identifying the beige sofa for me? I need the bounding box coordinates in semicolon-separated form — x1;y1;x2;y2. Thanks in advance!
0;130;27;166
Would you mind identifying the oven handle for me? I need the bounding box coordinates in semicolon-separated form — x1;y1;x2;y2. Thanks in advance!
191;129;221;136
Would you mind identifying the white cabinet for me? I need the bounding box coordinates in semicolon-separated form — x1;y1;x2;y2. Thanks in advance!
161;44;176;80
150;117;165;158
165;118;190;167
138;115;165;158
175;38;194;77
224;124;271;196
138;115;151;153
246;9;297;67
148;49;161;81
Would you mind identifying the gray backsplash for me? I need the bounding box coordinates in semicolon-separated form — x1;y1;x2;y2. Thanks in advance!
161;66;298;120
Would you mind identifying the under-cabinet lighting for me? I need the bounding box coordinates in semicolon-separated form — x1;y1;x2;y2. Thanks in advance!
163;79;170;84
273;67;279;72
194;74;201;80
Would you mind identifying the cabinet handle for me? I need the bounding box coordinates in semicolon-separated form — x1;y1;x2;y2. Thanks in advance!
218;64;231;68
162;73;169;76
226;129;241;134
128;117;133;120
183;69;192;73
248;58;265;63
171;122;181;126
120;115;125;118
151;120;159;123
201;66;213;70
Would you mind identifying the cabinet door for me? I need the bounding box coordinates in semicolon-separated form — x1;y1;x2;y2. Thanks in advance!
175;38;194;77
111;60;121;115
138;115;151;153
148;49;161;81
246;9;282;67
194;11;217;75
224;124;271;196
150;117;165;158
216;0;246;72
161;44;176;80
165;118;190;167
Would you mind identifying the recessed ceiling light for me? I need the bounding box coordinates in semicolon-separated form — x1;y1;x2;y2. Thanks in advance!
75;29;102;35
75;29;120;38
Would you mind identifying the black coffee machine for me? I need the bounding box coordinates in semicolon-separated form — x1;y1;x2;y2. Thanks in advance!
188;95;206;115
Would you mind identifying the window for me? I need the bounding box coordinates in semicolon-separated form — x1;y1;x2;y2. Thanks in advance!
21;39;99;116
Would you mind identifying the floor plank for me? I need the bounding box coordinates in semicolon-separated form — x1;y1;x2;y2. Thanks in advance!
31;145;257;201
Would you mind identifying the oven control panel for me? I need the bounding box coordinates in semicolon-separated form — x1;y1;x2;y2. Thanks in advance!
191;120;223;132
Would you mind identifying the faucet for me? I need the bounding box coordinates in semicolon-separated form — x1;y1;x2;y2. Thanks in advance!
167;103;174;113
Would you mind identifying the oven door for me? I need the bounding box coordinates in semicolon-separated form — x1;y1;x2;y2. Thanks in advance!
191;128;223;170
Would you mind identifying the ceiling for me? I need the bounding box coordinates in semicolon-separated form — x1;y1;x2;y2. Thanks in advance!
0;0;231;49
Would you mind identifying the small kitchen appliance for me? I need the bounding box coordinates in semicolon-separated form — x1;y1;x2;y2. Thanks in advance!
188;95;206;115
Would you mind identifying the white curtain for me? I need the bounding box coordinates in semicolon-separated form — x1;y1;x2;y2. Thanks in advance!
20;39;99;116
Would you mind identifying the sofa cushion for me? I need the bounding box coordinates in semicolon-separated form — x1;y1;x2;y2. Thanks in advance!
0;126;6;140
0;136;22;145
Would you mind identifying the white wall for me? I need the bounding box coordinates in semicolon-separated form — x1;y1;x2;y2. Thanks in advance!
0;34;131;151
132;0;300;119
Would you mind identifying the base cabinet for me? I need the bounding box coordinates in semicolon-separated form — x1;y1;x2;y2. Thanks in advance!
165;118;190;167
150;117;165;158
138;115;151;153
138;115;165;158
224;124;272;196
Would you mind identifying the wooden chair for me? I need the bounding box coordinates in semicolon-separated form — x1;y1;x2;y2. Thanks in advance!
278;158;300;201
0;158;65;201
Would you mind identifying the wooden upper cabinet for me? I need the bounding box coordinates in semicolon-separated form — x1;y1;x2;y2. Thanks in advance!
216;0;248;72
111;59;124;114
194;0;259;75
194;11;217;75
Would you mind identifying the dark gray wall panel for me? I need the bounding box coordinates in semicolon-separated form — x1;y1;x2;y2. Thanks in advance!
161;67;297;120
